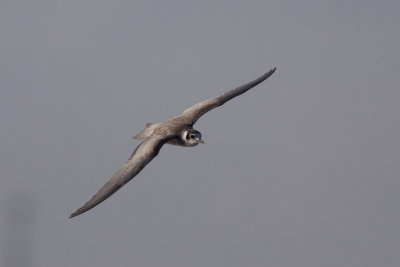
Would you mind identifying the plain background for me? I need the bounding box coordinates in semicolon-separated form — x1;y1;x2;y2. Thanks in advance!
1;1;399;266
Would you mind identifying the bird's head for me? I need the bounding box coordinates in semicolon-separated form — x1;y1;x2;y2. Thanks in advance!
184;129;205;146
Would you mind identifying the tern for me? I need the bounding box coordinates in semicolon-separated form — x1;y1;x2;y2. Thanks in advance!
70;68;276;218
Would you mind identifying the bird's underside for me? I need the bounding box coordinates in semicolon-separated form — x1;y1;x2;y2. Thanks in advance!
69;68;276;218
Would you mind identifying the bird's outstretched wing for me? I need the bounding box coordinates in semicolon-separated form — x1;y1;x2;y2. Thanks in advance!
69;135;173;218
170;68;276;126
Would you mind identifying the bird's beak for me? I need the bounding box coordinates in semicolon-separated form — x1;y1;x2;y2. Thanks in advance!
196;138;205;144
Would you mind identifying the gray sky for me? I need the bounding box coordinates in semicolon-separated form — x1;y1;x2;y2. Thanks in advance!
1;0;399;266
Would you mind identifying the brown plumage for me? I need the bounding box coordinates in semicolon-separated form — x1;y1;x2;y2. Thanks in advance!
69;68;276;218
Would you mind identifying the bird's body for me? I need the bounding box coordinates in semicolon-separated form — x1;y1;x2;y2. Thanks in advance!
133;122;199;147
70;68;276;218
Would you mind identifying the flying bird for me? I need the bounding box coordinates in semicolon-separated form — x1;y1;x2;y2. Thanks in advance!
70;68;276;218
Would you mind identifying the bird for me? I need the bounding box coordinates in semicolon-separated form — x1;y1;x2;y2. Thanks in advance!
69;68;276;218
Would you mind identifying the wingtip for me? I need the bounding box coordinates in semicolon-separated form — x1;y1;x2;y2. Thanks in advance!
262;67;276;79
69;210;80;218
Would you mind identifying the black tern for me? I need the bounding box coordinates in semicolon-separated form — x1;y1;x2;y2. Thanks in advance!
70;68;276;218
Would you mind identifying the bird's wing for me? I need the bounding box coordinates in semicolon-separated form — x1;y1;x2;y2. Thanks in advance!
169;68;276;126
69;135;173;218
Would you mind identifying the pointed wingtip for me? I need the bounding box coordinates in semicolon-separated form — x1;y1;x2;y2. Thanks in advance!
69;210;80;218
261;67;277;80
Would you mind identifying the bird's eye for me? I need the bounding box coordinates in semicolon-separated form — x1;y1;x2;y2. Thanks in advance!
190;134;195;139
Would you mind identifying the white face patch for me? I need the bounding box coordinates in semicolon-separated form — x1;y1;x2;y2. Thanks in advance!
181;129;190;141
180;129;202;147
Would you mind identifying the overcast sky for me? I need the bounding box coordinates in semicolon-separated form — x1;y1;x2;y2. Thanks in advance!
1;0;399;266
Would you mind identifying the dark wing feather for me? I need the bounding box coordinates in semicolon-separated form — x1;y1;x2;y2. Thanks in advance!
69;136;170;218
170;68;276;126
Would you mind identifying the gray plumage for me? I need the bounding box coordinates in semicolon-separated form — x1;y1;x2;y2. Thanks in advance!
69;68;276;218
